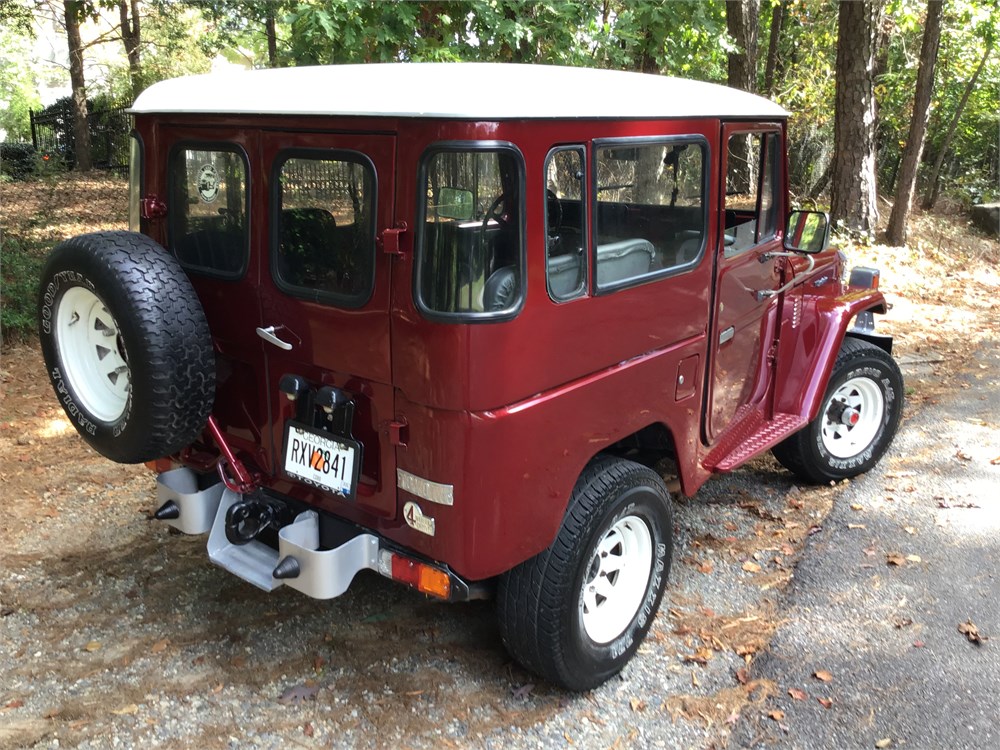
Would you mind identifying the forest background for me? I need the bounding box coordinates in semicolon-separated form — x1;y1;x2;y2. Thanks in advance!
0;0;997;260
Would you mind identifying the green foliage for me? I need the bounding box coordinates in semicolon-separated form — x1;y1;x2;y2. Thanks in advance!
0;142;36;180
0;19;41;141
0;236;45;344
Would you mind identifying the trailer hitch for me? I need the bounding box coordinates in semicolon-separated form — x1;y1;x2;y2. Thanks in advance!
224;494;293;545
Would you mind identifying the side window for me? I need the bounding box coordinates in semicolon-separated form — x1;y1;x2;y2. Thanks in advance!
418;145;523;319
273;153;375;307
545;147;586;301
724;131;780;255
594;138;707;292
169;146;248;278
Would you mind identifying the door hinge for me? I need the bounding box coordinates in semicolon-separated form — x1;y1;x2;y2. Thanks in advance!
766;341;779;365
388;417;409;447
379;222;409;256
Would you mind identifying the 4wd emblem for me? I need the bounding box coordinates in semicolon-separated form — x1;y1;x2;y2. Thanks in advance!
197;164;220;203
402;501;435;536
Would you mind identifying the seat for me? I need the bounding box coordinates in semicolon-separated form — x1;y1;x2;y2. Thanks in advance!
595;239;654;286
483;266;518;312
547;253;583;298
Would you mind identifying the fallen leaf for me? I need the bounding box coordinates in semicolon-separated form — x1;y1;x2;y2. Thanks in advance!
768;709;785;721
313;655;327;672
111;704;139;716
303;722;314;738
905;554;922;563
742;561;762;573
43;708;61;719
893;617;913;629
83;641;101;652
563;732;574;744
913;640;926;648
211;683;224;695
683;647;715;664
848;523;866;530
955;450;973;462
277;683;320;705
726;711;741;725
150;638;169;654
850;503;864;511
886;553;906;567
735;668;750;685
787;688;808;701
903;526;917;535
2;699;24;710
875;739;892;748
958;620;988;645
629;697;646;712
698;560;715;574
510;683;535;700
817;697;833;709
813;670;833;683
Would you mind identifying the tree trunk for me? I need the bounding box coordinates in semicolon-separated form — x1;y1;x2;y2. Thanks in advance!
830;0;882;239
65;0;92;172
921;40;993;210
763;0;785;97
726;0;761;93
886;0;943;245
119;0;142;98
265;5;278;67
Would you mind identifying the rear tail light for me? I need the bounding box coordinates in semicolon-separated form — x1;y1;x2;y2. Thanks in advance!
378;550;451;599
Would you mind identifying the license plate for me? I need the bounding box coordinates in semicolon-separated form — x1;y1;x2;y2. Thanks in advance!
283;423;361;499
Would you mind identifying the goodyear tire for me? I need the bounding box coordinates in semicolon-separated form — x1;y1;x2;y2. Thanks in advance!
773;337;903;484
497;456;673;691
38;231;215;464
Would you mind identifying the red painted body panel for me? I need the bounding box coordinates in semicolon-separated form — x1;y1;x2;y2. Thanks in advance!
132;108;879;582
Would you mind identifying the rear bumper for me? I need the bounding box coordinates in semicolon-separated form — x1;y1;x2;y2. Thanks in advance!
155;467;485;602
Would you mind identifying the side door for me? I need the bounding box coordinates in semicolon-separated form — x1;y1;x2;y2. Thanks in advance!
706;123;784;441
256;132;398;520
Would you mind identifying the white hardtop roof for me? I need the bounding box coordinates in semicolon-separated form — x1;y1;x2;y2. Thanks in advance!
130;63;788;120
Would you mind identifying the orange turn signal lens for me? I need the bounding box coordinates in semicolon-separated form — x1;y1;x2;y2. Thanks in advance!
380;550;451;600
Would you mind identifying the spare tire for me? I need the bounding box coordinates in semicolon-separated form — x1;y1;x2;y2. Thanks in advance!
38;231;215;464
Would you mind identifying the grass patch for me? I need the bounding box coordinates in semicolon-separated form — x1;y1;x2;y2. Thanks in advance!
1;236;46;345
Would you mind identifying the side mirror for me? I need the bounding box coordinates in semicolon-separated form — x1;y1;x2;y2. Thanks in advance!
434;187;474;221
785;210;830;253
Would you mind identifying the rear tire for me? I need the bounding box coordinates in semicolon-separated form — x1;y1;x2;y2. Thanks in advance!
773;337;903;484
38;231;215;463
497;456;673;691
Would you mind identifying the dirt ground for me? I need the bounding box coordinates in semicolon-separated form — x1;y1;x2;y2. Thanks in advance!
1;176;997;748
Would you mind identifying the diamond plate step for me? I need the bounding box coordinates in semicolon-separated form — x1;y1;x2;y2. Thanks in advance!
704;409;807;472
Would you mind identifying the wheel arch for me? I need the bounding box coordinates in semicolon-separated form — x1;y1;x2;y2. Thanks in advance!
774;289;893;423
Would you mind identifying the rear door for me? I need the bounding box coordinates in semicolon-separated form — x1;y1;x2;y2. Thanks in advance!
706;123;784;441
256;132;397;519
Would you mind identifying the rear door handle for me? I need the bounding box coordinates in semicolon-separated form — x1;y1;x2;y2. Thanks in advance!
256;326;293;351
719;326;735;346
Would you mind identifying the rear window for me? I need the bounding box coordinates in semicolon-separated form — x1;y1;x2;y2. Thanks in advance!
416;144;524;320
272;151;376;307
168;146;248;278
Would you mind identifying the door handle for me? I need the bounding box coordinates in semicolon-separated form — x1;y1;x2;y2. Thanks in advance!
719;326;735;345
256;326;293;351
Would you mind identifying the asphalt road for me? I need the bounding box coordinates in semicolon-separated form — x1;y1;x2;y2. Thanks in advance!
729;338;1000;750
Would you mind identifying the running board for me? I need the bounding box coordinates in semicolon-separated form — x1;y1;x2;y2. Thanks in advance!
703;408;807;472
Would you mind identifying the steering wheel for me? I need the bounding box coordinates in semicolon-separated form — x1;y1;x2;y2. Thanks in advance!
482;194;506;231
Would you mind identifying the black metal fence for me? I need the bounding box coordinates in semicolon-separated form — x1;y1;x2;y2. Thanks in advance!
29;101;132;173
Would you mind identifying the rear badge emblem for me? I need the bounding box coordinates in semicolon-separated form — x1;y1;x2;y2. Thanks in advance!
197;164;220;203
403;501;435;536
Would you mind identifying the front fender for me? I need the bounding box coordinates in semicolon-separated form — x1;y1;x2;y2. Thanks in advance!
774;289;890;422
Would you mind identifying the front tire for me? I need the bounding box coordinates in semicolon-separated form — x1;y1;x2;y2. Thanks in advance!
773;337;903;484
497;456;673;691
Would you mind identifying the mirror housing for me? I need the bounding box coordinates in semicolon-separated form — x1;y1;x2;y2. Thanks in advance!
785;210;830;254
434;187;474;220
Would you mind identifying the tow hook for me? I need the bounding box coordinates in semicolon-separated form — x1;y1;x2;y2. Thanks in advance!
224;494;292;545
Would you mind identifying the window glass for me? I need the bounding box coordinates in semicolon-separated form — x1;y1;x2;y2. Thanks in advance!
274;154;375;306
169;147;248;277
419;148;522;317
594;139;706;291
724;131;780;255
128;134;141;232
546;148;586;300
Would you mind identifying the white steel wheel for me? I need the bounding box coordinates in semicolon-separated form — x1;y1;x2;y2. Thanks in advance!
54;286;131;423
581;514;654;644
820;376;884;459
